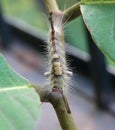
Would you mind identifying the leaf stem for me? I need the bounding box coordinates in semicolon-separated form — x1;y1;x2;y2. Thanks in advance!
63;1;82;22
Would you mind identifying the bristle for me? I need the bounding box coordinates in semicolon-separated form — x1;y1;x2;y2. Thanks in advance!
53;53;60;59
65;71;73;76
53;62;61;67
44;72;50;76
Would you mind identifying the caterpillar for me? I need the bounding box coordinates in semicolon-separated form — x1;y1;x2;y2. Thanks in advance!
45;12;72;93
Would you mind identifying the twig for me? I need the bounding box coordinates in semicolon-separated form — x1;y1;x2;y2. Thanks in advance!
50;93;77;130
63;1;82;23
36;1;78;130
33;84;77;130
42;0;60;13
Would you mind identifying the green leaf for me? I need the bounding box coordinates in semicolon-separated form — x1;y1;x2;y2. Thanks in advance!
0;55;28;89
80;4;115;63
0;54;41;130
81;0;115;4
0;88;41;130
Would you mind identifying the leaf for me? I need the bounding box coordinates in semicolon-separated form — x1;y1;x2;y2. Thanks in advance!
0;54;41;130
0;88;41;130
80;4;115;63
81;0;115;4
0;55;28;89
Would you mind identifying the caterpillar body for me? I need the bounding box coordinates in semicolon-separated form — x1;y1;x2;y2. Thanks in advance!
45;12;72;93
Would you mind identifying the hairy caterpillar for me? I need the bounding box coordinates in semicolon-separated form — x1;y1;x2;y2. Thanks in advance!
45;12;72;93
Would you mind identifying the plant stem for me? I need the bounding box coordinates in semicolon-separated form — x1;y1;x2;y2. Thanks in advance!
63;1;82;22
51;94;77;130
43;0;60;13
33;84;77;130
42;0;81;22
35;1;78;130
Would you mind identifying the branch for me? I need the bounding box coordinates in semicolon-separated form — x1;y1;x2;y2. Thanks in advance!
63;1;82;23
50;93;77;130
34;1;79;129
39;0;81;23
32;84;52;102
32;84;77;130
42;0;61;13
